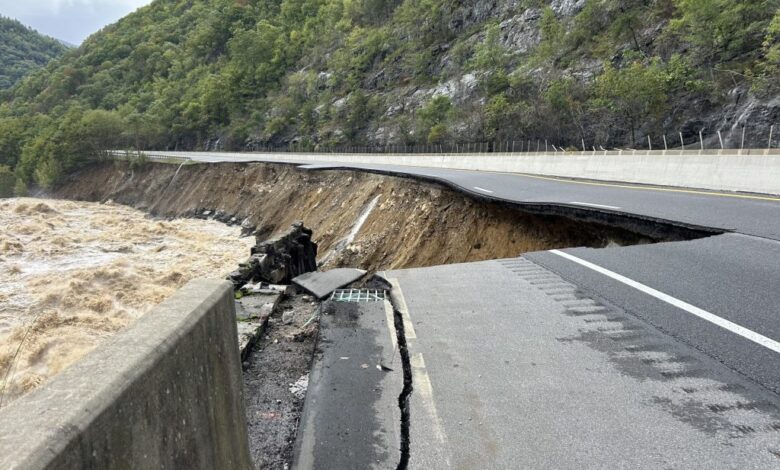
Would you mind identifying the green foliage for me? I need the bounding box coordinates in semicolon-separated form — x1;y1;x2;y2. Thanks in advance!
0;16;69;90
669;0;775;63
483;93;531;141
13;178;27;197
535;7;566;63
753;10;780;95
591;60;670;145
468;24;511;71
417;95;453;139
0;165;14;198
427;123;449;143
342;91;379;141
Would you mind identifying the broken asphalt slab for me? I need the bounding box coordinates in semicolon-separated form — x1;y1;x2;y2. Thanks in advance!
293;268;367;299
292;298;402;469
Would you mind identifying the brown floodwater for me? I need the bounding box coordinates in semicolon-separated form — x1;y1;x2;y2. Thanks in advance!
0;198;253;407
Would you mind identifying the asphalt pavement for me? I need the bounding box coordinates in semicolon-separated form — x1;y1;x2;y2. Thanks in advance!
382;260;780;468
144;151;780;468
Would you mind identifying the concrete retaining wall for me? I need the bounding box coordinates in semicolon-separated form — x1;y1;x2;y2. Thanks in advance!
0;279;251;470
136;149;780;195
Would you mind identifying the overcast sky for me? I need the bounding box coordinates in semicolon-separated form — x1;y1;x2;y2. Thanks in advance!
1;0;152;45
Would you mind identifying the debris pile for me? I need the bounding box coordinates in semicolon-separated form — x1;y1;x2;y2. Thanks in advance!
229;221;318;287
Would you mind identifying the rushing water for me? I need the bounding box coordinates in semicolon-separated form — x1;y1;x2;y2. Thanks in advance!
0;198;253;407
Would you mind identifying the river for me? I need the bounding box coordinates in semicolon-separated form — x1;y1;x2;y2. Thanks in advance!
0;198;252;407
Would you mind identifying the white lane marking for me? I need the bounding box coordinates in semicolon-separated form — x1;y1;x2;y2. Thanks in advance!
550;250;780;354
473;186;494;194
389;278;416;339
570;201;621;210
389;278;449;464
411;353;450;453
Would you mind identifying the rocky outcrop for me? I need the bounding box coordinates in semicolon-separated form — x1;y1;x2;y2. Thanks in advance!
229;222;318;287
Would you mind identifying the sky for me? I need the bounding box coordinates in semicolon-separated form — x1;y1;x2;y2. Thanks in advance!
0;0;152;45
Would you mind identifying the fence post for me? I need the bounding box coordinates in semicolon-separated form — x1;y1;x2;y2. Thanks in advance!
581;138;585;152
699;130;704;151
663;135;668;151
648;136;652;151
770;125;775;149
717;130;724;150
680;132;685;151
741;126;746;151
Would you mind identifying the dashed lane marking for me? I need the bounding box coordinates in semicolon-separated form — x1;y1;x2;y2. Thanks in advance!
570;201;621;210
550;250;780;355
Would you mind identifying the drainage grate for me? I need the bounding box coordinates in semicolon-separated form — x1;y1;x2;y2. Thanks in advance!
331;289;387;302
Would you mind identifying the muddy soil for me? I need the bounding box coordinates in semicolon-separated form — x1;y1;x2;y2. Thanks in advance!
56;161;654;272
243;294;319;469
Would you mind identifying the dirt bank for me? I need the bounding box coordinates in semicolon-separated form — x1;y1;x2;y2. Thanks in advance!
0;198;253;407
55;161;654;272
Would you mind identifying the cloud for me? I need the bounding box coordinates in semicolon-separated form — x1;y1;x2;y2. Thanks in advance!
3;0;150;15
0;0;152;44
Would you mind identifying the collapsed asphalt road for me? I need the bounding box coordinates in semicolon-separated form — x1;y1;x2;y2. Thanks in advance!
80;152;780;467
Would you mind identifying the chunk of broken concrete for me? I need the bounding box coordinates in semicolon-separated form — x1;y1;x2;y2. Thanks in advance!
241;282;294;296
293;268;367;300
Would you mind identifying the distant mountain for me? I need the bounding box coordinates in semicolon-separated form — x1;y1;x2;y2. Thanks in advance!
56;38;78;49
0;16;70;90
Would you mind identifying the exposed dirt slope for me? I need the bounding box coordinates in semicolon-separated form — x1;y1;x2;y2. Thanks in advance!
55;161;648;272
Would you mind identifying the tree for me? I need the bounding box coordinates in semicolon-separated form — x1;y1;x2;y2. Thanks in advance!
591;60;669;146
670;0;775;64
0;165;14;197
753;10;780;95
79;109;126;158
468;23;510;70
415;96;453;143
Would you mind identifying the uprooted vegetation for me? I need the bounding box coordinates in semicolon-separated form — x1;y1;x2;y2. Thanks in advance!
55;161;710;275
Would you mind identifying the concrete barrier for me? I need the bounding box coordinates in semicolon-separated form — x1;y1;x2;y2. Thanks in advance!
0;279;251;470
127;149;780;195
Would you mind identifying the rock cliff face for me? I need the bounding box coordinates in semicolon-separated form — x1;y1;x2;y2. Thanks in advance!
262;0;778;151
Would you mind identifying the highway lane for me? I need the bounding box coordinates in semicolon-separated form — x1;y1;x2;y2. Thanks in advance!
383;260;780;468
527;234;780;394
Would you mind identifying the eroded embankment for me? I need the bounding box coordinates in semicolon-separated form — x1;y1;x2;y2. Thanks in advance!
56;161;668;272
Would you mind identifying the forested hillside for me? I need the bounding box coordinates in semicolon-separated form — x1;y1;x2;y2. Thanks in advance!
0;0;778;192
0;16;69;90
